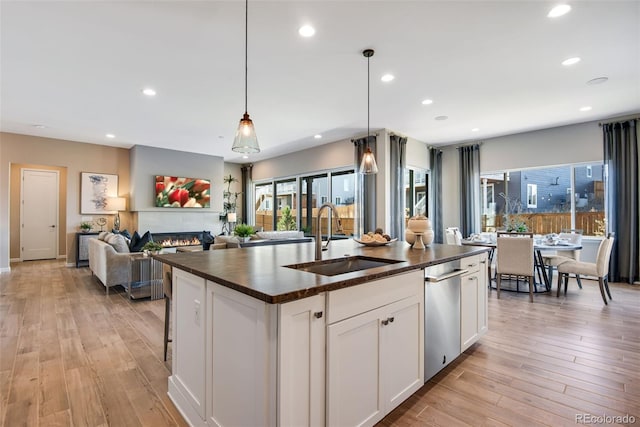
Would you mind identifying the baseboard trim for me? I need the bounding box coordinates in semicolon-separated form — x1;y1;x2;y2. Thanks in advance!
65;262;75;268
10;257;21;263
0;267;11;273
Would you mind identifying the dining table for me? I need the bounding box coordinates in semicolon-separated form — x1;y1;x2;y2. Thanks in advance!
461;238;583;292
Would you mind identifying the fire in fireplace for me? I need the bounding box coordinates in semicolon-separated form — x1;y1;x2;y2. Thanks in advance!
151;231;210;248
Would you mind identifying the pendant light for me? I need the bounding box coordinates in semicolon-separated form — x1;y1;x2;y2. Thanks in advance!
359;48;378;174
232;0;260;154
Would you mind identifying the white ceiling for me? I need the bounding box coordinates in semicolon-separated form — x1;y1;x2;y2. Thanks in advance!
2;1;639;163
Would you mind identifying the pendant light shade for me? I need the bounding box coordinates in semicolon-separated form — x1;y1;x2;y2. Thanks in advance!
360;48;378;175
359;145;379;174
232;0;260;154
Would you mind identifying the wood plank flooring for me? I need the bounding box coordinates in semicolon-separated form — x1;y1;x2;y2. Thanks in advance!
1;260;639;426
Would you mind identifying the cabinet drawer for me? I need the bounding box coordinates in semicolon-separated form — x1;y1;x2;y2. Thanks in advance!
327;270;423;325
460;255;480;273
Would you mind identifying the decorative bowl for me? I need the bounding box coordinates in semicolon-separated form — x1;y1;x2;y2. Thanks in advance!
353;237;398;247
407;215;432;234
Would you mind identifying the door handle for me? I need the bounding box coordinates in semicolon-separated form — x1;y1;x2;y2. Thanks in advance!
49;225;56;228
314;311;323;319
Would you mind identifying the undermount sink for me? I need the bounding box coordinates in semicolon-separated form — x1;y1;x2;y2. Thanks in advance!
285;256;402;277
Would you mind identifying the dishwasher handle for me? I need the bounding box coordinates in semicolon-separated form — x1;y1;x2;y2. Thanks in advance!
425;268;469;283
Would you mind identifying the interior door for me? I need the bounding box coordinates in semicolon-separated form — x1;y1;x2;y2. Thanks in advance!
21;169;59;260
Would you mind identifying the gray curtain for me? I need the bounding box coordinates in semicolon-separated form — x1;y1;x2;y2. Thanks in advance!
389;135;407;239
459;144;481;238
353;136;377;235
240;163;252;224
603;119;639;284
430;148;443;243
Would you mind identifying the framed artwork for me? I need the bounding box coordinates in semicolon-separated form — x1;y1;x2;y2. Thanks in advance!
155;176;210;208
81;172;118;214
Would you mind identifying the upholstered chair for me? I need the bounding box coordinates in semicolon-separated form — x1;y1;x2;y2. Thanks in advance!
542;231;583;287
556;234;615;304
496;233;535;302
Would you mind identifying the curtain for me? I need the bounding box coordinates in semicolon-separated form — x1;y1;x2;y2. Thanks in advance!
353;136;377;235
430;148;444;243
240;163;252;225
603;119;639;284
389;135;407;239
459;144;481;238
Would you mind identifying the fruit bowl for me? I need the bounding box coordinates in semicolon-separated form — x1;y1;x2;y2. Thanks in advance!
353;237;398;246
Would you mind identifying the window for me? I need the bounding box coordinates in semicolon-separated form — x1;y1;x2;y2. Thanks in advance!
255;168;355;237
404;168;428;220
527;184;537;208
480;162;605;236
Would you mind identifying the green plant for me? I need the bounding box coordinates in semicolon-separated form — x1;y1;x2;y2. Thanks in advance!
277;205;297;231
80;221;92;231
141;241;163;252
233;223;254;238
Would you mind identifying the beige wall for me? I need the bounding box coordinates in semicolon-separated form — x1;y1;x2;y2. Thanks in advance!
9;163;68;260
1;132;130;269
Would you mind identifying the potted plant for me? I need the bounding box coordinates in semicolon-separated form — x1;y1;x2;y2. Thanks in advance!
80;221;93;233
233;223;255;243
141;241;164;255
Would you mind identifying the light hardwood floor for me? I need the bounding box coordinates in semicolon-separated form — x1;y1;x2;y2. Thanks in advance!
1;260;638;427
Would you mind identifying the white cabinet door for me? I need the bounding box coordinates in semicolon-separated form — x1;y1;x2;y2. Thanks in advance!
327;305;385;427
461;253;489;352
278;294;326;427
171;270;207;420
461;271;480;351
327;294;424;427
382;295;424;410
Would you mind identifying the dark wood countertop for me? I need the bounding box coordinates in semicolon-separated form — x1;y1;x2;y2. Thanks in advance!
154;239;490;304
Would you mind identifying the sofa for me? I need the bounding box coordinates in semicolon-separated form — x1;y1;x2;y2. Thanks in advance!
88;233;137;295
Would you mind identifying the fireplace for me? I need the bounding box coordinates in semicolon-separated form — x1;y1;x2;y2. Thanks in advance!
151;231;210;248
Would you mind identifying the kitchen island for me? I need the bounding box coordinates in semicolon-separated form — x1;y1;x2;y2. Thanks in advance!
155;239;489;427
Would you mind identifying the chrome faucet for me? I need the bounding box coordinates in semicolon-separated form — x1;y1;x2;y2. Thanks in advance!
315;203;343;261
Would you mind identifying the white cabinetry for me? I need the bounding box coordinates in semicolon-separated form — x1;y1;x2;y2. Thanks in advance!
278;294;326;427
460;253;488;352
326;270;424;427
169;269;207;423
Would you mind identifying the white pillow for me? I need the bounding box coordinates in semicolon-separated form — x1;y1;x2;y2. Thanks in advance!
105;233;130;253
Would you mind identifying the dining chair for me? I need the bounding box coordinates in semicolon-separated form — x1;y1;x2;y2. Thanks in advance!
445;227;462;245
542;231;583;287
163;263;173;361
556;233;615;304
496;232;535;302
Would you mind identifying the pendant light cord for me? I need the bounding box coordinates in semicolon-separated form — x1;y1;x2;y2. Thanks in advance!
244;0;248;114
367;53;370;143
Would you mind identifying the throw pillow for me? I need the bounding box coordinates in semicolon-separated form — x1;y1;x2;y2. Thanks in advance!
130;231;153;252
112;229;132;239
129;231;140;251
105;233;130;253
98;231;109;241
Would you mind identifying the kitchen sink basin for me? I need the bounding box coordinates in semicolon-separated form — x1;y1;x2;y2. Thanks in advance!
285;256;402;277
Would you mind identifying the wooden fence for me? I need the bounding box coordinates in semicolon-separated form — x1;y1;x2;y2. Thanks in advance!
488;211;605;235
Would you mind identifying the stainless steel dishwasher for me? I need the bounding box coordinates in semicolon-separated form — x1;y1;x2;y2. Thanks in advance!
424;260;468;381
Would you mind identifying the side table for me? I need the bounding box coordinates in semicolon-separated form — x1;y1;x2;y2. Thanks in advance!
76;232;99;267
128;254;163;300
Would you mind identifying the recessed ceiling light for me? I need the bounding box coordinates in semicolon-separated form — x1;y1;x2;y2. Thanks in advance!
381;74;395;82
142;88;156;96
562;57;581;66
548;4;571;18
579;106;592;112
421;99;433;105
32;124;46;129
106;133;116;138
314;134;322;139
435;116;448;121
298;25;315;37
242;155;249;159
587;77;608;85
471;128;480;132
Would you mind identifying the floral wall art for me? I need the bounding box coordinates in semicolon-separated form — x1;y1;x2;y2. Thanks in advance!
155;176;210;208
81;172;118;214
